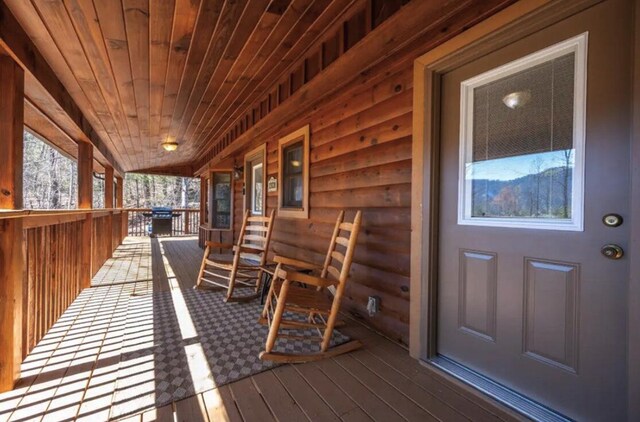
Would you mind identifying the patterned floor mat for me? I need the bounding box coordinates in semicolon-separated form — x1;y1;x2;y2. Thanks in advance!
109;286;350;418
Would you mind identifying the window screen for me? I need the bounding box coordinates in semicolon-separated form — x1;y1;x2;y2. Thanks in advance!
472;54;574;162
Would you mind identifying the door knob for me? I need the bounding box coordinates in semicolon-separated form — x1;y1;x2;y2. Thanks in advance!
601;244;624;259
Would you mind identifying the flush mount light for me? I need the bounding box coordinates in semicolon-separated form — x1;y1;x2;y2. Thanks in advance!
291;160;301;167
502;90;532;109
162;141;178;151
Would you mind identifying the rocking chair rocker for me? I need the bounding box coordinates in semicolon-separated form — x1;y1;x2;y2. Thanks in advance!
196;209;275;302
259;210;362;362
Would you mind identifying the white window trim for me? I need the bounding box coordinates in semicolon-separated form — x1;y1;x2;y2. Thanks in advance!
457;32;588;232
244;144;266;217
251;162;263;215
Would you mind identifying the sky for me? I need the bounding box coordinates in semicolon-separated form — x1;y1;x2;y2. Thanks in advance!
466;149;574;181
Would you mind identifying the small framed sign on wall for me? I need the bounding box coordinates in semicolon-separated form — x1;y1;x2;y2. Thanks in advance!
267;176;278;193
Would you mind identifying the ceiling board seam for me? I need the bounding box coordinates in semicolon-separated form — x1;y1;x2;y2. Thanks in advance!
177;1;285;146
156;0;201;161
118;0;143;169
63;0;134;171
176;0;288;147
165;0;225;150
93;0;144;171
149;0;177;146
188;0;319;150
42;0;129;167
168;0;251;156
122;0;151;169
193;0;351;155
193;0;346;152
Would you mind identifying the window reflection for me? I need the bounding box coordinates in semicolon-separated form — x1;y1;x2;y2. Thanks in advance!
282;141;303;208
468;149;573;219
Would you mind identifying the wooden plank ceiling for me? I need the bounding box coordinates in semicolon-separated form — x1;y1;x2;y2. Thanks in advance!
5;0;362;173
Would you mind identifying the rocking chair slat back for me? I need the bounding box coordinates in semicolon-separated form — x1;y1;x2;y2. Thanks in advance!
236;210;275;266
197;209;275;301
259;209;363;362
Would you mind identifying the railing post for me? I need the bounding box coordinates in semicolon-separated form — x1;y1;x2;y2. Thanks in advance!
0;55;24;392
115;176;126;242
105;166;114;208
200;176;207;226
78;142;93;289
185;210;190;234
104;166;113;256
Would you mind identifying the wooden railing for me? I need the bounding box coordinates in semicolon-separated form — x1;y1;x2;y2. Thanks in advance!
126;208;200;236
0;209;128;358
0;207;198;378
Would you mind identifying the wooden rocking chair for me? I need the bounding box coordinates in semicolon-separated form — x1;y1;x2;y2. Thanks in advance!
259;210;362;362
196;209;275;302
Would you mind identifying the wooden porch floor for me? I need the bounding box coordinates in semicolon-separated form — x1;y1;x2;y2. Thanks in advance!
0;237;525;422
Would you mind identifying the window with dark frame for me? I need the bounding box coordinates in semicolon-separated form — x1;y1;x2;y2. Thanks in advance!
211;172;231;229
282;141;304;208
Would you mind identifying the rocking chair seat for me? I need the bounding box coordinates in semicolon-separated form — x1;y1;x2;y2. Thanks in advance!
271;280;333;314
206;254;261;269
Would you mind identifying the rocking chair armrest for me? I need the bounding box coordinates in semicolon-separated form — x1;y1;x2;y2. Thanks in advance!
205;241;234;249
276;268;336;288
234;244;264;255
272;255;321;271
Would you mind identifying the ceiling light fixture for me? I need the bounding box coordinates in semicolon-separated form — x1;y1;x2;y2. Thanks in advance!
162;140;179;152
502;90;532;109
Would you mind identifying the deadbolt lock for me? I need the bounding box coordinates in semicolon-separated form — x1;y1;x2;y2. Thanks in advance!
601;244;624;260
602;213;623;227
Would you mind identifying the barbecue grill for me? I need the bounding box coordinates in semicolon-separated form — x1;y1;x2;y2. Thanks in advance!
143;207;181;237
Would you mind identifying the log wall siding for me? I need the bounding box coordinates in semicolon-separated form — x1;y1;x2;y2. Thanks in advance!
196;0;517;347
228;64;414;344
22;220;83;357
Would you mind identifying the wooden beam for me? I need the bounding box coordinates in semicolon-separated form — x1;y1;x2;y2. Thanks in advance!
78;142;94;210
200;176;207;227
0;54;24;392
104;166;114;258
116;176;124;208
0;55;23;210
78;142;93;288
132;164;194;177
104;166;114;209
0;2;124;175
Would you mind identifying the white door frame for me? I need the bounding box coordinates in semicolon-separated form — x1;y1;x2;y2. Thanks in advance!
409;0;640;417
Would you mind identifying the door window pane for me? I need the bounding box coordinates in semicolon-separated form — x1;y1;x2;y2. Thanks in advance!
282;141;303;208
458;35;586;230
